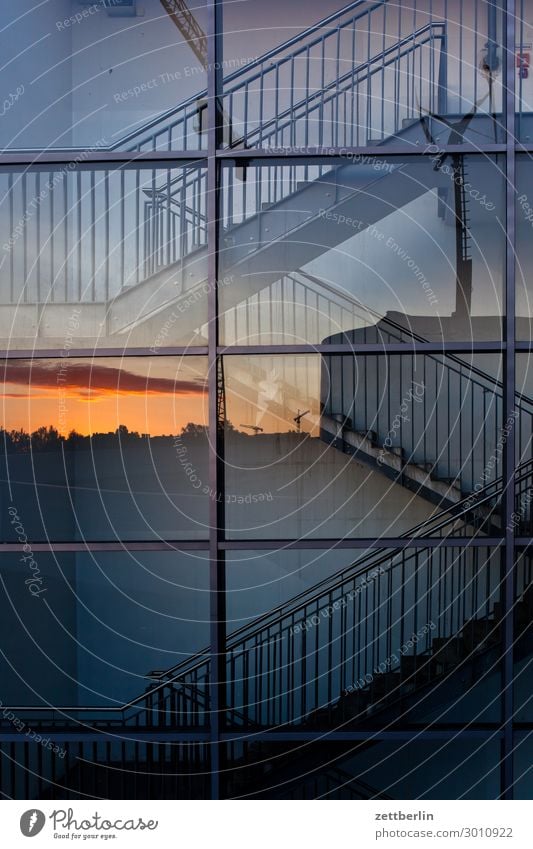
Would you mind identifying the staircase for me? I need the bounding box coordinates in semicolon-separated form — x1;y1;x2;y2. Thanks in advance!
1;0;501;345
1;0;529;800
2;480;532;797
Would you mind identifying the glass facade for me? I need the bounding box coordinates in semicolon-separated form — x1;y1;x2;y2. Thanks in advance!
0;0;530;801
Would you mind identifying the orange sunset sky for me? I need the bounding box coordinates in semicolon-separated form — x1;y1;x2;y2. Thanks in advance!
0;358;208;436
0;356;323;437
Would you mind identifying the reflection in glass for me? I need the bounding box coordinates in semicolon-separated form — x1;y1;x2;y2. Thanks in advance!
0;357;209;540
223;739;500;799
516;155;533;340
513;549;533;722
0;0;207;151
219;156;504;345
515;357;533;535
0;164;208;349
222;0;504;149
517;0;533;142
222;353;505;539
0;551;209;708
513;734;533;799
224;547;502;729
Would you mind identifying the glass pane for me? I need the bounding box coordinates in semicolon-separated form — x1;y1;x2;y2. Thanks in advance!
0;163;208;349
225;546;502;729
223;739;501;799
222;0;504;149
222;353;504;539
513;733;533;799
219;156;504;345
1;0;207;151
0;357;209;540
517;1;533;143
513;549;533;722
0;738;210;800
515;356;533;534
0;551;209;709
516;155;533;341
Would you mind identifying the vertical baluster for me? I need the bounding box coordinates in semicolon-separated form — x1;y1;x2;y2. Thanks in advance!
91;169;96;302
381;2;386;139
35;172;41;305
7;174;14;303
460;0;466;112
519;0;525;133
75;169;83;301
166;168;171;268
104;170;110;301
305;46;310;147
327;591;333;707
334;24;341;147
319;37;325;147
290;55;296;147
119;167;126;288
21;174;27;303
366;12;372;141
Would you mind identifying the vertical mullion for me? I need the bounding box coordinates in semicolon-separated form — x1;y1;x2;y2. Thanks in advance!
502;0;516;802
208;0;225;802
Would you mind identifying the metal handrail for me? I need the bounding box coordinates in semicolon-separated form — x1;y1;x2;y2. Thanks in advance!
5;457;527;718
227;23;445;149
100;0;390;151
294;269;533;415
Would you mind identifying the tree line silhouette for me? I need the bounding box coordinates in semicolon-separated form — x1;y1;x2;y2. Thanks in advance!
0;422;209;453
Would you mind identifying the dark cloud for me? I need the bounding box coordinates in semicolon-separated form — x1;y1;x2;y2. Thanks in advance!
0;361;206;397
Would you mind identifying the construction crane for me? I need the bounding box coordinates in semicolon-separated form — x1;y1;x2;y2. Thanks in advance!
160;0;208;68
160;0;236;145
240;424;264;435
293;409;310;433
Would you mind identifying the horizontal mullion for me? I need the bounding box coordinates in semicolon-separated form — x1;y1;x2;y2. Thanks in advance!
216;144;507;160
0;146;508;168
219;342;506;355
220;728;504;742
513;538;533;547
0;728;505;743
0;538;505;553
0;730;211;743
0;541;210;552
220;537;505;550
0;151;207;167
0;347;209;359
0;344;508;358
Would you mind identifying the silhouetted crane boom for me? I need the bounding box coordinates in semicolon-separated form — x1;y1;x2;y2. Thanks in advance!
160;0;208;68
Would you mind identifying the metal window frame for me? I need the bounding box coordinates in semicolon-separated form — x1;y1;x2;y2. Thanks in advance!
0;0;529;801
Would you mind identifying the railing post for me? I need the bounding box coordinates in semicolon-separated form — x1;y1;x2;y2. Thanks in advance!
437;29;448;116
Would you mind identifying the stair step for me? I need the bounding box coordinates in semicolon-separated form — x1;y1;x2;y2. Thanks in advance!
431;636;466;667
389;446;404;459
521;585;533;611
491;602;503;621
460;618;500;651
355;429;377;444
369;671;401;701
514;600;530;629
435;476;461;486
400;654;432;684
